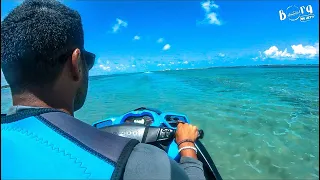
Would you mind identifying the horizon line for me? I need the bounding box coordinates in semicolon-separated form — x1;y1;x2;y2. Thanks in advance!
1;63;319;88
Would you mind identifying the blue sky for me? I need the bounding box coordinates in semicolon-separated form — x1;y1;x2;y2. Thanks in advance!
1;0;319;80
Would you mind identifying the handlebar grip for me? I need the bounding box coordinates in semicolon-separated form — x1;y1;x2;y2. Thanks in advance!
198;129;204;139
172;129;204;139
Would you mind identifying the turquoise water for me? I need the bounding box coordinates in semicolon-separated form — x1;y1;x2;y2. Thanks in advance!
1;66;319;179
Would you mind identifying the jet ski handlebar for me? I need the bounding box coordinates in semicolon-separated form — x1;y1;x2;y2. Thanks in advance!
99;123;204;144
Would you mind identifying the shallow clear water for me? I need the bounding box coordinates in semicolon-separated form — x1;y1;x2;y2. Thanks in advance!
1;66;319;179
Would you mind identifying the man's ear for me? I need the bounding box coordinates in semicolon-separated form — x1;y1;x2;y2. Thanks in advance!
70;48;82;81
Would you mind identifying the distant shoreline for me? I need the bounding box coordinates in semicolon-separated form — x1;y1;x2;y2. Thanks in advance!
91;64;319;78
1;64;318;88
206;64;319;69
201;64;319;71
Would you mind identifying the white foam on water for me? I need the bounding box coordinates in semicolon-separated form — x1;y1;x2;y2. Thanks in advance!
290;130;303;139
272;164;289;169
263;140;276;148
273;128;289;136
244;160;262;174
253;133;264;136
305;153;315;158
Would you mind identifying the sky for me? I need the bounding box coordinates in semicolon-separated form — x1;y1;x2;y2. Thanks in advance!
1;0;319;80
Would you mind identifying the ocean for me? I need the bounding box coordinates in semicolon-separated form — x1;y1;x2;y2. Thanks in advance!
1;66;319;179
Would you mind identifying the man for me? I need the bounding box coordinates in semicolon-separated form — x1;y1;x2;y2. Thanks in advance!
1;0;206;180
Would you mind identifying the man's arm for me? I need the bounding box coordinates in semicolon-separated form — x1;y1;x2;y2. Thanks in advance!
123;143;206;180
177;156;206;180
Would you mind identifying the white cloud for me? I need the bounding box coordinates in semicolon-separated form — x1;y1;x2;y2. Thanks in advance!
96;59;114;72
252;51;265;61
264;46;292;58
157;38;164;43
264;46;278;56
163;44;171;51
133;35;140;40
254;43;319;60
112;18;128;33
201;0;219;13
201;0;222;25
183;61;189;64
218;53;225;57
207;12;221;25
99;64;111;71
115;64;128;71
291;43;318;57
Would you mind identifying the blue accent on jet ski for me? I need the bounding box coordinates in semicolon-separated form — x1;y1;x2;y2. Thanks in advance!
93;111;189;128
92;108;192;160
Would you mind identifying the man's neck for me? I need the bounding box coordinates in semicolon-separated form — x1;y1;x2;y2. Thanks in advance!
12;91;74;116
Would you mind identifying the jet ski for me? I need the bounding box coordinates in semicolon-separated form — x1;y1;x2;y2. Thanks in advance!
92;107;223;180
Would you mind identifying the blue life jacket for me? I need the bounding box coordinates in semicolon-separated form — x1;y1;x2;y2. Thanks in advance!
1;108;139;180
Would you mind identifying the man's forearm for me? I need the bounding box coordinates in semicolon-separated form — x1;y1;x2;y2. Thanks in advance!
178;156;206;180
179;142;198;159
177;140;206;179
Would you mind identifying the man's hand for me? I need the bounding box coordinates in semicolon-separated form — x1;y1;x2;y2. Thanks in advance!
175;122;199;159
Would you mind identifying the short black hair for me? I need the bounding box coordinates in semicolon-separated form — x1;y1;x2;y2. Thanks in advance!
1;0;84;93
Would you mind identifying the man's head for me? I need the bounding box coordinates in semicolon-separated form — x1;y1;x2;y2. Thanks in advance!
1;0;95;112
